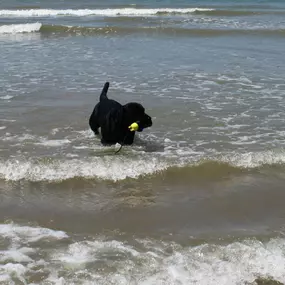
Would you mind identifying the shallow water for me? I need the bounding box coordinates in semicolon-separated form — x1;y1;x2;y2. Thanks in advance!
1;0;285;284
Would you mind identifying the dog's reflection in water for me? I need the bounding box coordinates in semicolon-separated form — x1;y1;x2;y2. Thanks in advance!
134;136;165;153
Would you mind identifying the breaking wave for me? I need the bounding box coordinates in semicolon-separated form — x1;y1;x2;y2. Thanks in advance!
1;7;285;18
1;223;285;285
0;23;41;34
194;8;285;16
10;23;285;38
1;150;285;182
0;8;213;17
0;156;169;182
1;23;285;37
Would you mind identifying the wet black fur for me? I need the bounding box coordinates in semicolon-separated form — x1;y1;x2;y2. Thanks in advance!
89;82;152;145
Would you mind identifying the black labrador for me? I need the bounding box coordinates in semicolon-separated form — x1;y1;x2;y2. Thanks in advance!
89;82;152;145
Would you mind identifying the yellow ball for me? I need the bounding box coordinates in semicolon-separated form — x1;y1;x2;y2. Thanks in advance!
128;122;139;132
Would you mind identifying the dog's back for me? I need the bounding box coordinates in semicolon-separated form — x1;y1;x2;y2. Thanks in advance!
98;82;122;113
89;82;122;137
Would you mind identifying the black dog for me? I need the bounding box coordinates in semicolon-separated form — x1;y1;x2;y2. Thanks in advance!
89;82;152;145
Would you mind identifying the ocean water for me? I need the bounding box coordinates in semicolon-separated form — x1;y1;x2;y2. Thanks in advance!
1;0;285;284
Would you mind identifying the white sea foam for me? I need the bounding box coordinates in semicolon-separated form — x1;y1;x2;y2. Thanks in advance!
53;240;139;267
35;139;71;147
0;249;34;263
1;223;285;284
0;263;27;284
0;223;69;284
134;238;285;285
2;132;73;146
222;150;285;168
0;156;169;181
0;223;68;244
0;95;14;100
0;23;42;34
1;149;285;182
0;8;213;17
46;238;282;284
2;133;40;142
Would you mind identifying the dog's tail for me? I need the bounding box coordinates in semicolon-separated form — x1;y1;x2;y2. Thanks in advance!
100;82;109;101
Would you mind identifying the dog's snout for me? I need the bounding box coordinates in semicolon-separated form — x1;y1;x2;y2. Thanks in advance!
146;115;152;127
142;113;152;128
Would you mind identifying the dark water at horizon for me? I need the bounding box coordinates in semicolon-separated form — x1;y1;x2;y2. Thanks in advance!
1;0;285;284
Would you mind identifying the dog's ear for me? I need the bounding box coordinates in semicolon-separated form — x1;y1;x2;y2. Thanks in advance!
123;103;145;118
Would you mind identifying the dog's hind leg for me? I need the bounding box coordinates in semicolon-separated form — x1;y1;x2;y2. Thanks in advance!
89;104;100;135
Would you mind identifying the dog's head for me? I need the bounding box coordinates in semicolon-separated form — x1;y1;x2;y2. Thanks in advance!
123;102;152;132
